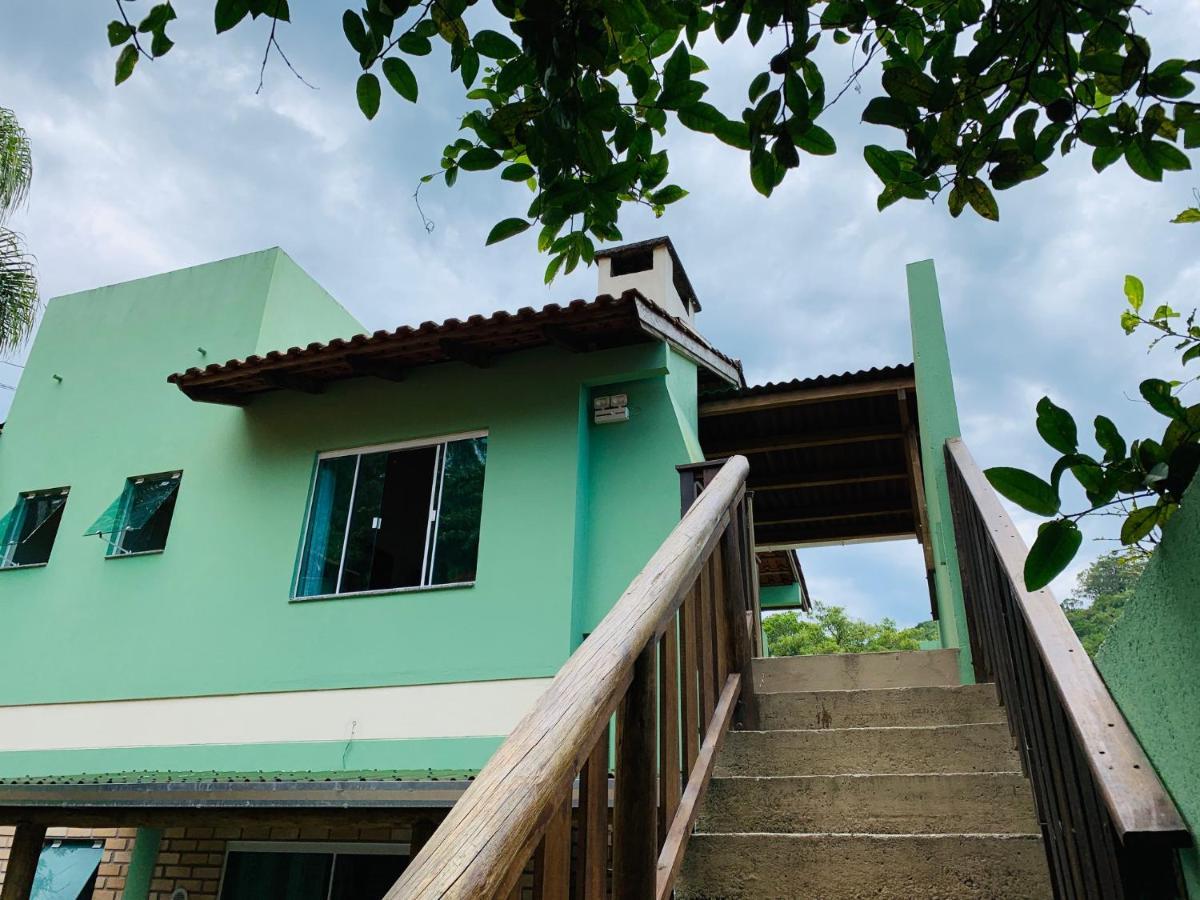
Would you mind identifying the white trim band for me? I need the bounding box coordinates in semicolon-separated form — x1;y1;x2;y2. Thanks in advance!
0;677;553;753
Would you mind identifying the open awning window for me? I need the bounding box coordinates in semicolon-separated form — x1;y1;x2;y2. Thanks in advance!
84;472;182;556
31;840;102;900
1;489;70;569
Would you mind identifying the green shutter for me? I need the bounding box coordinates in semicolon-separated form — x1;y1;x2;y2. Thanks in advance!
83;491;126;537
125;477;180;530
30;841;103;900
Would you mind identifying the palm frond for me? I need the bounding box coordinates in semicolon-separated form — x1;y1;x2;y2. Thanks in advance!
0;227;38;354
0;107;33;222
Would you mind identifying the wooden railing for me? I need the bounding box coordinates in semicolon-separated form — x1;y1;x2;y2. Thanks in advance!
945;438;1191;899
387;455;758;899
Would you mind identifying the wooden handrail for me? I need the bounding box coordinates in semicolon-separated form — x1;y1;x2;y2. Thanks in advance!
945;438;1190;898
387;455;755;899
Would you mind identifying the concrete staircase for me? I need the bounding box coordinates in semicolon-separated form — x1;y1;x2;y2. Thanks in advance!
677;649;1053;899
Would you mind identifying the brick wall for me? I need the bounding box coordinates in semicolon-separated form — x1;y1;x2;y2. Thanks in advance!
0;822;423;900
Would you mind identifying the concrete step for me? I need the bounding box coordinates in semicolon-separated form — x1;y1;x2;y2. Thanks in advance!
714;723;1020;777
757;683;1004;730
697;773;1039;835
676;833;1052;900
752;649;961;693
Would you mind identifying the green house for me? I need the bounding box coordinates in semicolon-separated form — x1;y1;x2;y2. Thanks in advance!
0;238;1108;899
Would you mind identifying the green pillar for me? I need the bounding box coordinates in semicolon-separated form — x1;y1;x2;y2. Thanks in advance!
906;259;974;685
122;827;162;900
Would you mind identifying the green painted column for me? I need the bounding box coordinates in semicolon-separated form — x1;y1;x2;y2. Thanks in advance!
122;827;162;900
906;259;974;685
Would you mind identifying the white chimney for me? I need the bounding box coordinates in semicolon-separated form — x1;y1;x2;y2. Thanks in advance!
596;237;700;324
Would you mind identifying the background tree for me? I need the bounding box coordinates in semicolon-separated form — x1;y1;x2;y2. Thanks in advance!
763;603;936;657
0;107;36;355
108;1;1198;279
1060;550;1145;657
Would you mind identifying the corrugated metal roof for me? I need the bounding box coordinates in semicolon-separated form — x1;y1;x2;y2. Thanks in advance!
702;364;914;401
0;769;477;786
168;290;742;405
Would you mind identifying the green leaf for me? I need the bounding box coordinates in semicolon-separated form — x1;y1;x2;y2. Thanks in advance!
963;177;999;222
984;467;1061;516
1024;519;1082;591
460;47;480;88
676;102;726;135
748;72;771;103
139;3;176;33
1120;505;1159;545
501;162;535;182
382;57;418;102
1173;207;1200;223
544;253;564;284
1094;415;1126;462
356;73;381;119
108;21;135;46
342;10;370;55
1035;397;1078;454
1125;141;1163;182
114;44;139;85
473;29;520;59
651;185;688;205
1124;274;1144;311
861;96;915;128
1148;140;1192;172
881;67;936;106
214;0;249;33
863;145;901;183
486;218;531;245
397;33;432;56
715;119;751;150
1140;378;1186;421
794;124;836;156
150;30;174;57
459;147;502;171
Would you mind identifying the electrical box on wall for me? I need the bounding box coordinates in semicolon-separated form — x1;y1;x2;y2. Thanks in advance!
593;393;629;424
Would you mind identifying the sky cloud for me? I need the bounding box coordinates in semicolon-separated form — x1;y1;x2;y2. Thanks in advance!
1;3;1197;624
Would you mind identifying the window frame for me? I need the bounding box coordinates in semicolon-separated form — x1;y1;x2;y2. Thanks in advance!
103;470;183;559
0;486;70;570
291;430;487;602
217;840;411;900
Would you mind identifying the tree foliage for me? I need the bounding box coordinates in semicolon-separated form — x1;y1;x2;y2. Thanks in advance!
763;602;935;656
107;0;1198;278
0;107;36;355
1060;550;1144;657
985;266;1200;590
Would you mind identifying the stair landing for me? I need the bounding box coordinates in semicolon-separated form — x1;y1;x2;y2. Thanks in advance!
678;649;1052;899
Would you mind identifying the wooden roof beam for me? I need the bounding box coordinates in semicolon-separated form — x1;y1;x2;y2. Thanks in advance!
749;469;908;492
757;505;913;527
263;372;325;394
440;339;494;368
540;324;594;353
346;355;407;382
705;426;903;457
699;375;916;417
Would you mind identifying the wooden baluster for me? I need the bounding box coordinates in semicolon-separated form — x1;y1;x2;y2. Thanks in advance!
696;569;717;727
534;795;572;900
1;824;48;900
711;549;730;685
577;725;610;900
720;516;759;729
659;618;683;850
614;644;658;898
678;587;701;781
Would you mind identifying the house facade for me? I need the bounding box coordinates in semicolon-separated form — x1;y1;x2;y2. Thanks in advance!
0;240;819;898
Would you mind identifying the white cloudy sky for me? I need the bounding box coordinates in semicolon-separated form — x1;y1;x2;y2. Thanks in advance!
1;3;1197;626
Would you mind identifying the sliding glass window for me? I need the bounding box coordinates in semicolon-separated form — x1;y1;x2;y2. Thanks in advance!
295;434;487;599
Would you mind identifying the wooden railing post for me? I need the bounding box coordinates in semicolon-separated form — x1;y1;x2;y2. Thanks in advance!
0;823;47;900
388;456;752;900
614;644;658;897
944;438;1191;899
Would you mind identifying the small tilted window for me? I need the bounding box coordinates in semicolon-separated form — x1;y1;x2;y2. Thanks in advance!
85;472;182;556
295;434;488;599
0;487;70;568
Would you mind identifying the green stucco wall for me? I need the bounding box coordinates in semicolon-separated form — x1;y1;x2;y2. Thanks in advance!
906;259;973;685
1096;474;1200;893
0;251;702;777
